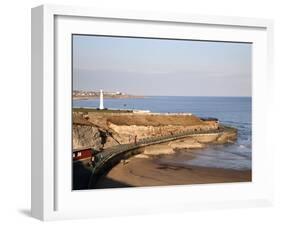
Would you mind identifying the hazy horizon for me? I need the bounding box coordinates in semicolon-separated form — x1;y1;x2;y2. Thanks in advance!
73;90;251;98
73;35;252;97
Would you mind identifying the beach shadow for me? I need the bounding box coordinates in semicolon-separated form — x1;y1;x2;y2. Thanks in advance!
156;164;193;171
93;176;134;189
73;160;135;190
72;161;93;190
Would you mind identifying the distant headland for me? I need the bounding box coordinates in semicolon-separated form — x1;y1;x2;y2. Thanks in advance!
73;90;143;100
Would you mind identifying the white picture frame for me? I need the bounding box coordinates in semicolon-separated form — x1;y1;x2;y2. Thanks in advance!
31;4;274;221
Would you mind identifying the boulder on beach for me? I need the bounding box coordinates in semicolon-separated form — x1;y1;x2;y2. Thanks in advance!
134;154;150;159
168;137;205;149
142;144;175;155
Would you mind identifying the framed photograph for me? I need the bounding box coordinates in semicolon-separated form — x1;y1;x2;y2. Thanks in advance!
31;4;274;220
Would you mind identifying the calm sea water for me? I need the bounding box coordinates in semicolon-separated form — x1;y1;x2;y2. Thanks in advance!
73;96;252;170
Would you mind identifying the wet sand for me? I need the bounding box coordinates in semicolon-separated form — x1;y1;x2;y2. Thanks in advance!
94;156;252;189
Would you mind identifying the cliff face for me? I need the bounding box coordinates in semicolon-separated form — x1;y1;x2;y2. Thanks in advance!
72;124;102;150
107;122;218;144
72;112;236;151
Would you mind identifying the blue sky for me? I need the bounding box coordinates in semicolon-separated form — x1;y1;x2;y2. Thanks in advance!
73;35;251;96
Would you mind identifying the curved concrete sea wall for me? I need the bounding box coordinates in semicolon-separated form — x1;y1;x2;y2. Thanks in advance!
87;126;237;188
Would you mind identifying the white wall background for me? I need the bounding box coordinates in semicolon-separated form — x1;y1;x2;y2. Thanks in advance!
0;0;280;225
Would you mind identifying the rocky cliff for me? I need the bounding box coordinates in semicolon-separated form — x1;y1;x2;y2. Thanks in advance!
72;112;236;152
107;122;218;144
72;125;102;150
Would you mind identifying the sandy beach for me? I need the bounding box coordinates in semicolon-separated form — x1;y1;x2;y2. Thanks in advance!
93;155;252;189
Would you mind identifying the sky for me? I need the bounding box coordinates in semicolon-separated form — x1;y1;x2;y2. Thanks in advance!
73;35;252;97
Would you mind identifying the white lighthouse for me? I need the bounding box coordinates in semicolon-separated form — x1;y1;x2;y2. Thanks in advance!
99;89;104;110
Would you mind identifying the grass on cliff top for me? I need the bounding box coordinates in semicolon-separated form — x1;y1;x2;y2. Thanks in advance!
107;114;205;126
73;108;207;127
73;114;94;126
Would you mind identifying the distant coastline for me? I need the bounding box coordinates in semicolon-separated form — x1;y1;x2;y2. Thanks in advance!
73;95;144;100
73;90;144;100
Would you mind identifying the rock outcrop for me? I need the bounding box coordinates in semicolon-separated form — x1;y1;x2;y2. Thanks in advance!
72;112;103;150
140;144;175;155
216;129;237;144
72;112;237;152
72;124;102;150
168;137;205;149
107;120;218;145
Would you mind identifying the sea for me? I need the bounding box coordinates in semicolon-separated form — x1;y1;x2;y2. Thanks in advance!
73;96;252;170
